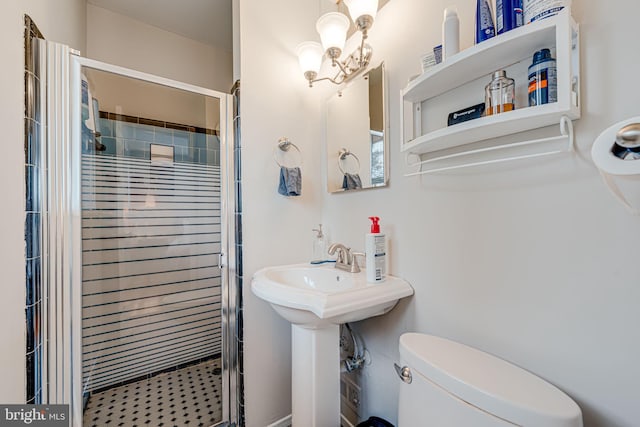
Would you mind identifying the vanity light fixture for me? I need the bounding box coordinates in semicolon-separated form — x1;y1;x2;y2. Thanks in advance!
296;0;378;87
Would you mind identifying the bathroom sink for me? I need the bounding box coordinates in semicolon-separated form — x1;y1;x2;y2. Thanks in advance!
252;263;413;426
251;263;414;327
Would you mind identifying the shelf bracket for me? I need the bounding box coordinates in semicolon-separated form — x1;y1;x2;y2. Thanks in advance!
405;115;574;177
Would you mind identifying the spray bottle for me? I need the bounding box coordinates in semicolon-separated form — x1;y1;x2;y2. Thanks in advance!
497;0;524;35
365;217;387;283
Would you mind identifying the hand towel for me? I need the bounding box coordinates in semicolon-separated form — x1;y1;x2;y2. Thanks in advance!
342;173;362;190
278;166;302;196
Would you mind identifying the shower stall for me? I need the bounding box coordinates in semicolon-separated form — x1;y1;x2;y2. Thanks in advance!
33;38;240;427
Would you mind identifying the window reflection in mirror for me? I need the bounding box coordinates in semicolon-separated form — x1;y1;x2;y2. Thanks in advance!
326;63;387;193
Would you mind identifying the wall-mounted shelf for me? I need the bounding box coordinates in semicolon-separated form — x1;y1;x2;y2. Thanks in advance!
401;10;580;160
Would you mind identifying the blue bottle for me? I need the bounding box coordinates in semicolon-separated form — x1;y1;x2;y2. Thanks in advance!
497;0;524;35
528;48;557;106
476;0;496;43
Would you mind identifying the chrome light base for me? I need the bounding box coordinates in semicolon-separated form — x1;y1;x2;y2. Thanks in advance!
354;15;374;33
306;43;372;87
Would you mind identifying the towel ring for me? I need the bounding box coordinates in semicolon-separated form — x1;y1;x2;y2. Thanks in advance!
274;137;303;168
338;148;361;175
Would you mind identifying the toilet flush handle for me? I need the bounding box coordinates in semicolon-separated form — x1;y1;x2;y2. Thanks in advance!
394;363;412;384
616;123;640;148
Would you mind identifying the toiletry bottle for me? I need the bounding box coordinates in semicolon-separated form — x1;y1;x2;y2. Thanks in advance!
365;217;386;283
475;0;496;44
433;45;443;64
523;0;569;24
485;70;515;115
443;7;460;60
311;224;327;264
528;48;557;106
497;0;524;35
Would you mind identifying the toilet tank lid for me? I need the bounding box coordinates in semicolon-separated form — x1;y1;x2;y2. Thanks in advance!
399;333;582;427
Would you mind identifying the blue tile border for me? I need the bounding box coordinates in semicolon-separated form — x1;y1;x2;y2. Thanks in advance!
99;111;218;136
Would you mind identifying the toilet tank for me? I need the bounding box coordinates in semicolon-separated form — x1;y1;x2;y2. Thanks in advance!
397;333;583;427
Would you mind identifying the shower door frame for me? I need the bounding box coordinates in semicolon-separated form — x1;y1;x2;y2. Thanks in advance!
64;55;238;427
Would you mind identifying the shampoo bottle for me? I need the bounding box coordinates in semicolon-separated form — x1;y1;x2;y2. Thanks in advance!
365;217;386;283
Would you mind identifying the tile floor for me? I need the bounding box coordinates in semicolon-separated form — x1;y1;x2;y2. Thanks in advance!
83;358;223;427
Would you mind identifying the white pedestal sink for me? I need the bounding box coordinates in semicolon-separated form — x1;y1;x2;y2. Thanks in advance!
252;263;413;427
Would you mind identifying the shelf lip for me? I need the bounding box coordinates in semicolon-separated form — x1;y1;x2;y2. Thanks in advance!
402;10;570;103
401;104;579;154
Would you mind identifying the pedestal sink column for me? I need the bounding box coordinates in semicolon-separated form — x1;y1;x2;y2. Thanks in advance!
291;324;340;427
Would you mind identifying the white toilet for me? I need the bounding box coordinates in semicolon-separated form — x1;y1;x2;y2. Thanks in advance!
397;333;583;427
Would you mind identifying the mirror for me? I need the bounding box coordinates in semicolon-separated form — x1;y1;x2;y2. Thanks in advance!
326;62;387;193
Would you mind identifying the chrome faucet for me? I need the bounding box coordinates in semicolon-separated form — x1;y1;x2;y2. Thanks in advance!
328;243;364;273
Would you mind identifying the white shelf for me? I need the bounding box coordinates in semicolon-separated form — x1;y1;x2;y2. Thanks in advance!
401;10;580;157
403;103;569;154
405;116;574;176
403;16;558;103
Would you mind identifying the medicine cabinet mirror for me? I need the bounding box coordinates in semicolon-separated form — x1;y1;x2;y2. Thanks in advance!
326;62;387;193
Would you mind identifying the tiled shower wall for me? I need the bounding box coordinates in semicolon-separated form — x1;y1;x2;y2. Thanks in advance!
24;15;44;405
94;113;220;166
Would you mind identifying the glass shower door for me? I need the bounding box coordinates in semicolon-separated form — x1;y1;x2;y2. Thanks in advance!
76;65;230;427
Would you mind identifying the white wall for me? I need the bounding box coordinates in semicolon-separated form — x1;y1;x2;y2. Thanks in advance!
86;4;233;92
240;0;640;426
0;0;86;403
322;1;640;426
85;69;221;129
238;0;330;425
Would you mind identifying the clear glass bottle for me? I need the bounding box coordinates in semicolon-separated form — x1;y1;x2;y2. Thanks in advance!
311;224;326;263
485;70;515;116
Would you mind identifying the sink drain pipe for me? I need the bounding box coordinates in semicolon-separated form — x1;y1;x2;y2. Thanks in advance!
340;323;366;372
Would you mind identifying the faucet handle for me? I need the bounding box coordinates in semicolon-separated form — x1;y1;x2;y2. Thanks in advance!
350;252;365;273
328;243;349;262
342;247;353;265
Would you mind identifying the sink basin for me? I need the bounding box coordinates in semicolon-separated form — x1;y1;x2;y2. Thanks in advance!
251;263;414;327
